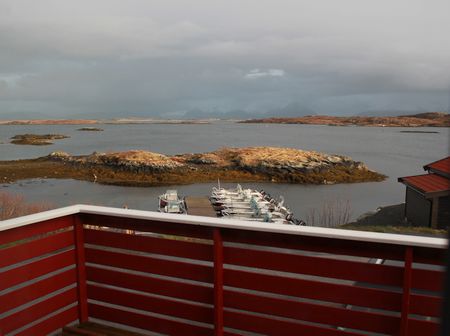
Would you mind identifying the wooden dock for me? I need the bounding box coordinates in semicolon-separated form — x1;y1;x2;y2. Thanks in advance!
185;196;217;217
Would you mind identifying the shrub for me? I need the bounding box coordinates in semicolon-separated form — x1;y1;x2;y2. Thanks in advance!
0;191;53;220
306;198;352;228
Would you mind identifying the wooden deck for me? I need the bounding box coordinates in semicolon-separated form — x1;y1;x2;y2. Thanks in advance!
184;196;217;217
62;322;146;336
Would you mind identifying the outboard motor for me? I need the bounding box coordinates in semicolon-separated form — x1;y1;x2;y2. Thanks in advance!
294;219;306;226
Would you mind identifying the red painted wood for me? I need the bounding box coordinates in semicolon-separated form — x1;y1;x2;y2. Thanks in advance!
89;303;213;336
80;214;212;239
224;268;402;311
86;266;213;304
0;268;76;314
0;287;77;334
87;284;213;324
224;289;399;334
221;228;406;260
213;229;224;336
15;305;78;336
0;229;74;268
0;216;73;245
412;268;445;291
0;249;76;291
224;310;362;336
85;247;213;283
74;215;88;323
413;246;447;265
84;227;213;261
410;293;442;317
224;246;403;286
400;247;413;336
407;318;439;336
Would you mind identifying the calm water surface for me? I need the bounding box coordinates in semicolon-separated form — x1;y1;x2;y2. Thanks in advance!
1;122;448;220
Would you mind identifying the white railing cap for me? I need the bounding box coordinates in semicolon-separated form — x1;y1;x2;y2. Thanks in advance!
0;204;447;249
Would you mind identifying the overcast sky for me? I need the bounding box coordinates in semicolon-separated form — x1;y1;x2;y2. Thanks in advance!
0;0;449;118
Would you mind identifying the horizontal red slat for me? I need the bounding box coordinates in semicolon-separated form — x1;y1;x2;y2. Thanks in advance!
88;284;213;324
224;290;399;334
413;246;447;265
84;228;213;261
224;310;362;336
410;293;442;317
89;303;212;336
86;266;212;304
224;246;403;286
0;229;74;268
0;268;77;314
221;228;408;261
0;249;76;291
412;268;445;291
80;214;212;239
15;305;78;336
85;248;213;283
0;216;73;245
222;229;445;266
407;317;440;336
224;269;401;312
0;287;77;334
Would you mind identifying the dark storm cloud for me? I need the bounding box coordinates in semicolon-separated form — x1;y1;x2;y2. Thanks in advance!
0;0;449;118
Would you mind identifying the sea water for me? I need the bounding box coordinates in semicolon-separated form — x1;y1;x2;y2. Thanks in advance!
1;121;448;220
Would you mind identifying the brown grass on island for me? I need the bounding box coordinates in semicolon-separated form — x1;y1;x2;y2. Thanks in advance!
10;134;70;145
0;147;386;186
240;112;450;127
77;127;104;131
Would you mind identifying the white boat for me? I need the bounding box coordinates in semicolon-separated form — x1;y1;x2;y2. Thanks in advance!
210;183;304;225
158;190;186;214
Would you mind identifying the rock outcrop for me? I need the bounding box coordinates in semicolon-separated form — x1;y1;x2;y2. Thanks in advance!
10;134;70;145
41;147;385;185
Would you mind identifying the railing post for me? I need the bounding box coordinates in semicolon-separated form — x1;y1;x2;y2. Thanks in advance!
213;228;224;336
73;214;88;323
400;246;413;336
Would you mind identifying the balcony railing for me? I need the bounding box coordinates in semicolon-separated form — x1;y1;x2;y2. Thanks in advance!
0;205;447;336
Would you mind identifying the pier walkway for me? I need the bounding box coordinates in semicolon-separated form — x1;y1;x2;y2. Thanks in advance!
185;196;217;217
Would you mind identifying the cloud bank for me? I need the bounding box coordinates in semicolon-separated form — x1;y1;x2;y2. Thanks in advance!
0;0;449;118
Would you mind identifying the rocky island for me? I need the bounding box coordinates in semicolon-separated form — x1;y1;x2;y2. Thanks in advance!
240;112;450;127
0;147;385;186
10;134;70;145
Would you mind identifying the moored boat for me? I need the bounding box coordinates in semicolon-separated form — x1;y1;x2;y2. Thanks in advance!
158;190;186;214
210;183;305;225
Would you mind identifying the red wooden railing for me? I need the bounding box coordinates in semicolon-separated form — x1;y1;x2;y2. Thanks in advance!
0;205;447;335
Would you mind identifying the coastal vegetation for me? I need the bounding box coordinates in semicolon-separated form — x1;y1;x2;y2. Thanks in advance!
0;191;53;220
240;112;450;127
340;224;447;236
10;134;70;145
77;127;104;131
0;147;385;186
340;203;447;236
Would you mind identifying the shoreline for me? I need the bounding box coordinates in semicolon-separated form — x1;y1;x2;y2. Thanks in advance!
0;112;448;127
239;112;450;127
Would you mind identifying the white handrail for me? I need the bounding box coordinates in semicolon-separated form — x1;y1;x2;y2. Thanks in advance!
0;204;447;249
